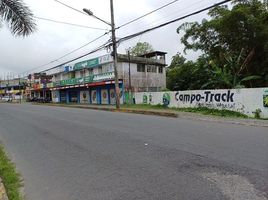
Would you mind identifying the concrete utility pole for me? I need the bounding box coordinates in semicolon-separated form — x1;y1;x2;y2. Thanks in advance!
128;51;132;104
83;0;120;109
110;0;120;109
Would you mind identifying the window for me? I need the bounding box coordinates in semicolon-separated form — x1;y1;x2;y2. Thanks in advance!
159;66;163;73
88;68;93;74
137;64;145;72
147;65;157;73
80;70;84;77
98;66;102;74
68;72;75;79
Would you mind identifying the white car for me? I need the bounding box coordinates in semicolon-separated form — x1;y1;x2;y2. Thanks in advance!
1;96;12;102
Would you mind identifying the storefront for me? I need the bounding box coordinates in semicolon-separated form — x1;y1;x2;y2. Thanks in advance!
53;81;123;105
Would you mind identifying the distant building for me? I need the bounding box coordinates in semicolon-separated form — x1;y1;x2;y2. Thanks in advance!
25;73;53;100
27;51;167;104
0;78;27;100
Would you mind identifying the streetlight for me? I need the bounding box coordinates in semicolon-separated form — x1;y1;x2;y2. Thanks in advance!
83;0;121;109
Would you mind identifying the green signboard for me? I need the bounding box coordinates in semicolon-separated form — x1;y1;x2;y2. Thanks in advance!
53;72;114;87
74;58;99;70
59;75;95;86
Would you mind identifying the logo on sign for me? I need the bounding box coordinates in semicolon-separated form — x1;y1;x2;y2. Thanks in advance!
175;90;234;103
163;93;170;106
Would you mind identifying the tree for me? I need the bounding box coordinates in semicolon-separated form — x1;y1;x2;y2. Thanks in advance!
0;0;36;36
128;42;154;56
177;0;268;88
167;55;211;90
168;53;186;69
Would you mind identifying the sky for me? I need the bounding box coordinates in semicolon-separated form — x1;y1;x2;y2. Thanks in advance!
0;0;226;78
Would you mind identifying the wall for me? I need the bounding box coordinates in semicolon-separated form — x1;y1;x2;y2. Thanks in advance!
119;62;166;92
134;88;268;118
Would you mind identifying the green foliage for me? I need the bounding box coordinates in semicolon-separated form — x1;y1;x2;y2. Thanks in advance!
0;145;23;200
0;0;36;36
174;0;268;89
254;108;262;119
175;107;248;118
264;96;268;107
168;53;186;69
128;42;154;56
167;55;212;90
122;104;248;118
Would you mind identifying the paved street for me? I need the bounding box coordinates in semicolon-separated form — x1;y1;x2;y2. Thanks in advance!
0;103;267;200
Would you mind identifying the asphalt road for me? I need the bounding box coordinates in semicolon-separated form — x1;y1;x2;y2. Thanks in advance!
0;103;267;200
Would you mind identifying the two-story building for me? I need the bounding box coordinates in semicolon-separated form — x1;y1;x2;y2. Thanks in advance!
0;78;27;100
29;51;167;104
25;73;53;100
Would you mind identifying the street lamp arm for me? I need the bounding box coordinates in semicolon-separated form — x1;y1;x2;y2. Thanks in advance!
83;8;111;26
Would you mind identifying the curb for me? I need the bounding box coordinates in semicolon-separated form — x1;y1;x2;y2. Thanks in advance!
32;103;178;118
178;114;268;128
0;179;8;200
31;103;268;127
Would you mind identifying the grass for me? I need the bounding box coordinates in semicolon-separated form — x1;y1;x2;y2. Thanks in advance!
122;104;249;118
0;145;23;200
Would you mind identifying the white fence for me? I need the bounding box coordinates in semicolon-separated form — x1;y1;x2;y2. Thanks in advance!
134;88;268;118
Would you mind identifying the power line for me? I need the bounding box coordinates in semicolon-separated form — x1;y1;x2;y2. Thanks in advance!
39;42;109;73
118;0;232;44
34;16;107;30
53;0;88;16
23;0;231;76
20;33;109;76
121;0;206;36
116;0;179;30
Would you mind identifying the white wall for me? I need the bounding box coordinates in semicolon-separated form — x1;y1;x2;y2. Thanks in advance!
134;88;268;118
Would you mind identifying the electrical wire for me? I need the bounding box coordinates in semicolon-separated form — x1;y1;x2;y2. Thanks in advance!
19;33;109;76
39;42;109;73
34;16;107;30
116;0;179;30
53;0;88;16
119;0;209;39
118;0;232;44
21;0;231;77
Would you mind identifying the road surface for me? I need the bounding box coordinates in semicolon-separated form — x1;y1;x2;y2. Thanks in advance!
0;103;267;200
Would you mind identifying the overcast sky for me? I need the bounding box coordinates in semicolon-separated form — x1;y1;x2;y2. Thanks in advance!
0;0;224;78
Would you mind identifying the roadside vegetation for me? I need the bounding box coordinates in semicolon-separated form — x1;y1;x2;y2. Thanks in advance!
122;104;249;118
167;0;268;90
0;145;23;200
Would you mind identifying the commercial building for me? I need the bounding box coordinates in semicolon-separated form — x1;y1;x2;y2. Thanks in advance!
25;73;53;100
0;78;27;101
28;51;167;105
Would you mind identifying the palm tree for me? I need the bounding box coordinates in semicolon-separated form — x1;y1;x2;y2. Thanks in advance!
0;0;36;37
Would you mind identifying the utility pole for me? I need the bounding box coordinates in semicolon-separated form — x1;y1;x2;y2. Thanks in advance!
128;51;132;104
110;0;120;109
19;76;21;104
83;1;121;109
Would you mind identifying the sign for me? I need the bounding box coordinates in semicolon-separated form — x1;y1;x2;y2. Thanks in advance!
264;89;268;108
163;93;170;106
175;90;235;104
101;89;108;104
63;66;73;72
99;54;113;64
93;72;114;82
110;89;115;104
74;58;99;70
80;91;89;104
134;88;268;118
91;90;97;104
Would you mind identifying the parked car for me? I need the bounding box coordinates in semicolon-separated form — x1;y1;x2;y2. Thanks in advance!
1;96;12;102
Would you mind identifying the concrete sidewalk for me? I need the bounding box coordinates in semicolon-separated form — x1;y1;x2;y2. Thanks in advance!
31;103;268;128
